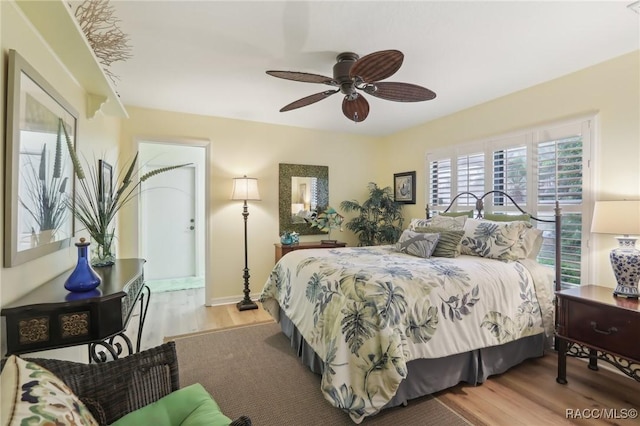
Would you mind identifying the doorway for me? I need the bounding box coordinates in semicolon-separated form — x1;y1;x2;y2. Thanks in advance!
138;141;207;292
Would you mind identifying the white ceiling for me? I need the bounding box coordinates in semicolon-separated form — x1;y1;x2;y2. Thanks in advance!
107;1;639;136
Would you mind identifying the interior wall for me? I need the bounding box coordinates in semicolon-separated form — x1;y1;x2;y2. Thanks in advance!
118;107;383;304
376;50;640;288
0;2;121;306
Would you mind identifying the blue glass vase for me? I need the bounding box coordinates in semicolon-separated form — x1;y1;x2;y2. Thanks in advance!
65;238;102;293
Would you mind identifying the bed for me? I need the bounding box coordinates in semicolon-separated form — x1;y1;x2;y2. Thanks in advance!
260;191;561;423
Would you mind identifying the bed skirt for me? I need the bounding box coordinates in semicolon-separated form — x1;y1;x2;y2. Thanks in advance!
279;311;544;408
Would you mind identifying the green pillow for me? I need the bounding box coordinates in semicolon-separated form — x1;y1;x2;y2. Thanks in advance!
484;213;530;222
414;226;465;258
440;210;474;218
111;383;232;426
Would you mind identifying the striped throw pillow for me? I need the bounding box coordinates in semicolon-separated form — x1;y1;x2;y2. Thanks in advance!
414;226;465;258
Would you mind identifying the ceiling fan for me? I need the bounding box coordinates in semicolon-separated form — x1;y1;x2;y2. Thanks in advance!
266;50;436;123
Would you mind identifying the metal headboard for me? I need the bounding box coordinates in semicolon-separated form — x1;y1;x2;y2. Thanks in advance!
426;190;562;293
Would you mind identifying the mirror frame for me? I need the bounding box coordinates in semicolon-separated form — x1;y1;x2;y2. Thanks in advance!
279;163;328;235
4;50;78;267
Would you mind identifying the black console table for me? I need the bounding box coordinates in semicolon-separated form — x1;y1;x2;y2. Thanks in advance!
1;259;150;362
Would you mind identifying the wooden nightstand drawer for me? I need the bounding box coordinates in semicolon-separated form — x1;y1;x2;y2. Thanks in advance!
565;299;639;360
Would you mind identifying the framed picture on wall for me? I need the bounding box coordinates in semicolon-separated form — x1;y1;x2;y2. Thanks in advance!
393;171;416;204
98;160;113;205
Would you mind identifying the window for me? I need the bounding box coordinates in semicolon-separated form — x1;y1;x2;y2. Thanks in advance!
427;118;592;288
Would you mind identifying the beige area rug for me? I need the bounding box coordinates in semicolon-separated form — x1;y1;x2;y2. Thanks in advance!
171;322;474;425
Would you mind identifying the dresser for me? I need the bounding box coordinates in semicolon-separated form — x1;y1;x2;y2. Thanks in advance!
274;241;346;263
555;285;639;384
1;259;149;362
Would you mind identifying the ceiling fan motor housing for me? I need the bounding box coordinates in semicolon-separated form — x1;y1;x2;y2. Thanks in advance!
334;52;359;97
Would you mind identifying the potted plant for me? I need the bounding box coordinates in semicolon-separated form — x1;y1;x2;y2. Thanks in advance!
60;118;190;266
340;182;404;246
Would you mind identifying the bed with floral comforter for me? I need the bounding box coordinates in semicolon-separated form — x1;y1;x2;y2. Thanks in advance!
260;245;554;423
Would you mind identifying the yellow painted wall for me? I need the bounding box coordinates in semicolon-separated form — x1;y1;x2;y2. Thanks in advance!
376;51;640;288
118;107;382;304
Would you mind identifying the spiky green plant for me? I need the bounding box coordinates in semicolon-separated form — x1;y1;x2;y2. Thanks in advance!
19;119;69;238
60;118;190;260
340;182;404;246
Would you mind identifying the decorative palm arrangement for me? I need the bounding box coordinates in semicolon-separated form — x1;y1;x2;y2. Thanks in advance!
309;206;344;242
340;182;404;246
19;123;69;244
60;118;190;266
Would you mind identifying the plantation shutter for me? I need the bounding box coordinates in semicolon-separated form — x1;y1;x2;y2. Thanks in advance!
456;153;484;207
534;121;589;287
428;158;452;208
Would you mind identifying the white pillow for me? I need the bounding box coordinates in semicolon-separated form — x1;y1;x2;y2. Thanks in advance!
460;218;531;261
1;355;98;426
523;227;544;259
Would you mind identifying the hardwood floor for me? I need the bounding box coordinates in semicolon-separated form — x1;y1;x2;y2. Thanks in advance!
136;288;640;425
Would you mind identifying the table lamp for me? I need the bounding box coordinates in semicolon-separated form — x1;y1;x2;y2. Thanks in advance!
591;200;640;298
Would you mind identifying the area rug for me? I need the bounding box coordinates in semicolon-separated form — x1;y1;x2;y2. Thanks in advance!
171;322;474;425
146;276;204;293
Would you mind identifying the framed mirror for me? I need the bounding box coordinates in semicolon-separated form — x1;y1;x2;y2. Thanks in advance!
4;50;78;267
279;163;328;235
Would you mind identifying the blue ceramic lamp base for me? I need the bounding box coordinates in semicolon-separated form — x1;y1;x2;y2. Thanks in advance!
610;236;640;299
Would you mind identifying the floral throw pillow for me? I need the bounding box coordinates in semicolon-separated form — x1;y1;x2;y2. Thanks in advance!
430;214;467;230
460;218;532;261
407;218;431;231
395;230;440;258
0;355;98;426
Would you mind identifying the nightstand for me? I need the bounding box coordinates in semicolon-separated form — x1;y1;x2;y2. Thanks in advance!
555;285;639;384
274;241;346;263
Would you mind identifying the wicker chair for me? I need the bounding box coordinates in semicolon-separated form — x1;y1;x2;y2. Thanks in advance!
1;342;251;426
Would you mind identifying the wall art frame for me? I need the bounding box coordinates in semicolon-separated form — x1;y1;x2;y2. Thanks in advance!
393;171;416;204
4;49;78;267
98;159;113;205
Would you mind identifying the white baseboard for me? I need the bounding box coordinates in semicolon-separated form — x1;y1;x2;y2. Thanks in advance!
206;293;260;307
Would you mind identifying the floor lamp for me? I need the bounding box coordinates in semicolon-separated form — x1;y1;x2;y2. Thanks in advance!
231;175;261;310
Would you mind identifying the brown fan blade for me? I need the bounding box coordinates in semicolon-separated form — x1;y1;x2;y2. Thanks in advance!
266;71;336;85
363;82;436;102
349;50;404;83
280;90;339;112
342;94;370;123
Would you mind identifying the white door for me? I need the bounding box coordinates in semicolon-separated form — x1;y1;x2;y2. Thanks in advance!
141;166;196;280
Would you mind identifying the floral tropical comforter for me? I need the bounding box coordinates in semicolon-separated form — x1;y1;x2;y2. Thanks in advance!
259;246;554;423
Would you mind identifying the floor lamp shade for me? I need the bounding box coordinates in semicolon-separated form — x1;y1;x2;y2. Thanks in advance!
591;200;640;298
231;175;260;311
231;176;261;201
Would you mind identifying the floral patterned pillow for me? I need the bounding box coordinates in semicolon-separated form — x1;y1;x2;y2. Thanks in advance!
460;218;531;261
430;214;467;230
395;230;440;258
0;355;98;426
407;218;431;231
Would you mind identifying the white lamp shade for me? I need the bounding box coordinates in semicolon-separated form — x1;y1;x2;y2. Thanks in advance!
591;200;640;235
231;176;260;201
